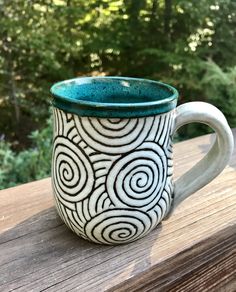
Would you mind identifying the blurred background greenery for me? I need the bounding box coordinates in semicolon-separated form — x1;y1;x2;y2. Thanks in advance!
0;0;236;189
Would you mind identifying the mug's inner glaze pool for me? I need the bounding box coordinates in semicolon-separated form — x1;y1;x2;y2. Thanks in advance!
51;77;178;118
51;77;174;104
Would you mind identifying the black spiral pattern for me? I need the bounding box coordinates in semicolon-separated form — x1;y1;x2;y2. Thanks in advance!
52;136;95;202
84;208;152;244
106;142;167;211
52;108;174;244
73;116;154;154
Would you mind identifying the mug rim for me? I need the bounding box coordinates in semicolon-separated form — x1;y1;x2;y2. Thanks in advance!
51;76;179;118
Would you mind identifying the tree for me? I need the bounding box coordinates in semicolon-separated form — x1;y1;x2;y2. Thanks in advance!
0;0;236;188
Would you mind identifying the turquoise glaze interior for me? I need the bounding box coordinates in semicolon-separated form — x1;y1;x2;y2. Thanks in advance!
52;77;174;104
51;77;178;118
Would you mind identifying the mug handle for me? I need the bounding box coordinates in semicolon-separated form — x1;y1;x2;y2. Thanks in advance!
172;101;234;208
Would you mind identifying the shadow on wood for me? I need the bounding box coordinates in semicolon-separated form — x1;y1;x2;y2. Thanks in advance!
0;207;162;291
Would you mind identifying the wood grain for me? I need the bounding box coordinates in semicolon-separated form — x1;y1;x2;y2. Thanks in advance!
0;130;235;292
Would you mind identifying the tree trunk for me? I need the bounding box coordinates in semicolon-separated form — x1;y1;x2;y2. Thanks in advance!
164;0;172;37
149;0;159;46
151;0;158;22
9;66;20;124
2;36;21;125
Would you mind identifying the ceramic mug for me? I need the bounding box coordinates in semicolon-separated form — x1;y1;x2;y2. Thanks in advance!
50;77;233;245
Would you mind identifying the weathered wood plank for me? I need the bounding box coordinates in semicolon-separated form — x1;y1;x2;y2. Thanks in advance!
109;225;236;292
0;130;235;292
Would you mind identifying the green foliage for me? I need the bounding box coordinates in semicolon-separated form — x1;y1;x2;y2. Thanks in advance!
0;0;236;189
177;60;236;139
0;117;52;189
202;61;236;121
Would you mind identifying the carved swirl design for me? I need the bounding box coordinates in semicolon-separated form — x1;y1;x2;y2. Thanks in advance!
106;142;167;211
73;116;154;154
52;136;95;202
52;108;174;244
84;208;152;245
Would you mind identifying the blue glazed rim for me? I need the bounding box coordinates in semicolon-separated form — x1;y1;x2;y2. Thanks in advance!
50;76;179;118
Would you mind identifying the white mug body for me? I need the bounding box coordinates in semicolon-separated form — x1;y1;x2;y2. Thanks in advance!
52;108;175;244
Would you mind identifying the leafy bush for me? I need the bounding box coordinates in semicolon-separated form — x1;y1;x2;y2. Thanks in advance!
0;117;52;190
172;59;236;140
202;61;236;126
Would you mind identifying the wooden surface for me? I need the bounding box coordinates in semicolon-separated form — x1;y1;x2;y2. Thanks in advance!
0;130;236;292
